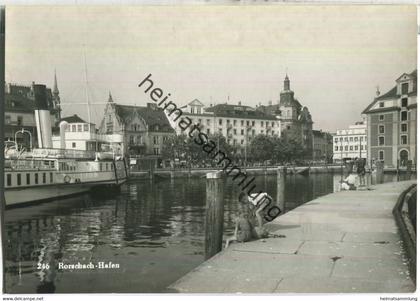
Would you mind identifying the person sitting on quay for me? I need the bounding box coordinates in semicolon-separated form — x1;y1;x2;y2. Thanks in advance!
340;172;358;191
225;192;283;248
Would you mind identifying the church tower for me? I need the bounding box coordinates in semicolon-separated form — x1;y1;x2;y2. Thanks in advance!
52;70;61;120
284;74;290;91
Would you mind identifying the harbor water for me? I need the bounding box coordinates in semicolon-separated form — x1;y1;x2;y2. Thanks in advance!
3;172;412;293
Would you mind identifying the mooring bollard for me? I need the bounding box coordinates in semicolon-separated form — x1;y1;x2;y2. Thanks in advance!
376;161;384;184
205;171;225;260
277;166;286;213
407;160;412;179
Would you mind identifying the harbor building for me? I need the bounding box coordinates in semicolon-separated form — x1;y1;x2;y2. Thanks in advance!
257;75;314;158
98;94;175;157
312;130;333;162
362;69;417;168
332;121;367;163
4;79;61;150
52;114;124;154
166;99;280;155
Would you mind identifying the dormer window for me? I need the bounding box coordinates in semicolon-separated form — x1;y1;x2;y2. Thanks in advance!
401;82;409;95
379;102;384;108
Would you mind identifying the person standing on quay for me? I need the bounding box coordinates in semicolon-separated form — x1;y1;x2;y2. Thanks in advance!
356;157;366;186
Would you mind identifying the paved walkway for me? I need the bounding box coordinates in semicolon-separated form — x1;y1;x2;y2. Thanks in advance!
169;180;416;293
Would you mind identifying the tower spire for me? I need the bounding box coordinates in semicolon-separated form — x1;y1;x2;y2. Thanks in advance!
284;73;290;91
53;69;59;95
108;91;114;102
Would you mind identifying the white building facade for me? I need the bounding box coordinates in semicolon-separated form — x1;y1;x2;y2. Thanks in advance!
167;99;281;148
333;121;367;162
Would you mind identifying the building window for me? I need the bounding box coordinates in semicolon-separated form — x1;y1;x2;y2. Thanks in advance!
355;146;358;151
129;136;134;144
241;129;244;135
378;125;385;134
334;138;338;143
219;119;222;125
207;119;211;126
402;82;409;94
349;137;353;142
344;146;348;151
354;137;358;142
138;135;142;144
5;115;11;124
16;174;21;186
72;125;76;132
379;102;384;108
401;123;407;132
83;124;88;131
401;111;408;121
35;173;39;184
42;173;46;183
401;98;408;107
246;121;250;126
241;140;244;145
50;172;53;183
340;146;343;151
26;173;30;185
241;120;244;126
379;115;384;121
350;146;353;151
251;121;255;126
72;142;76;148
401;135;408;145
153;136;159;145
335;146;338;151
379;150;384;161
378;136;385;145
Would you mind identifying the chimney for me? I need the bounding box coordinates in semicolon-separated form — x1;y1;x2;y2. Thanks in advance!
34;84;53;148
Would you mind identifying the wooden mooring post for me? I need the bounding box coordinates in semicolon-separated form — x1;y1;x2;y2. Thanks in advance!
376;161;384;184
205;171;225;260
407;160;412;179
277;166;286;213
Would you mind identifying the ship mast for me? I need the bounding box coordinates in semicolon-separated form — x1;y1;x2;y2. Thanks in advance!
83;44;92;124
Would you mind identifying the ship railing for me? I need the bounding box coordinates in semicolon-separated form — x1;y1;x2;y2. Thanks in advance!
5;158;56;170
31;148;96;159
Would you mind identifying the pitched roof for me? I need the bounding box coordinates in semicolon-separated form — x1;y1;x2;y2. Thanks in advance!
60;114;87;123
205;103;277;120
115;104;174;133
5;93;35;113
362;69;417;114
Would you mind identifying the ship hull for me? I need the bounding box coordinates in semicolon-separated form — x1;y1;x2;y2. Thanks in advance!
4;179;127;208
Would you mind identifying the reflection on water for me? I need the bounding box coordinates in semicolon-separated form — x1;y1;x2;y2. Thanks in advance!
3;173;412;293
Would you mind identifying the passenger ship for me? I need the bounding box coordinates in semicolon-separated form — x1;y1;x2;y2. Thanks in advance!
4;149;128;207
4;84;128;207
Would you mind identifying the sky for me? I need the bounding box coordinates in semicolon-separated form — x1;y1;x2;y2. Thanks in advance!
5;5;417;132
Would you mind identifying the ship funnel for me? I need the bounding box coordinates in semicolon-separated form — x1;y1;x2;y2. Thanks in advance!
34;84;53;148
59;121;68;149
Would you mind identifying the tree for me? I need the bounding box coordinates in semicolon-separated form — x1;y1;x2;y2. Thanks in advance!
161;134;189;161
249;134;275;163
